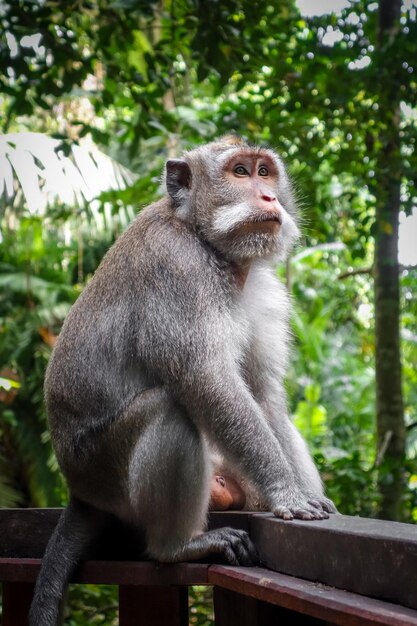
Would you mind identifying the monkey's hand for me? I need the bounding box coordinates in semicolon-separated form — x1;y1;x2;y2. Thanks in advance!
302;492;338;515
271;488;333;520
209;475;246;511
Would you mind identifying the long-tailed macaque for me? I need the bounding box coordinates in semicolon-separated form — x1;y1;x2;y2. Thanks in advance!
29;136;336;626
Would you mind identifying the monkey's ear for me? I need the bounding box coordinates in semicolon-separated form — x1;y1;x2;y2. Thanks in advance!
166;160;192;202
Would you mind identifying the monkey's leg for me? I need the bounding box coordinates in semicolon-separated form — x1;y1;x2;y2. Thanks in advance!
126;400;256;566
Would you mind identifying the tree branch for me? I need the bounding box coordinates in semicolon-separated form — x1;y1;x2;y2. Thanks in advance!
338;266;373;280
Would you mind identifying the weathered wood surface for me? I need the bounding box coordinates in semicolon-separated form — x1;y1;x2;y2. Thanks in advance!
1;508;417;621
0;508;61;558
249;513;417;611
213;587;325;626
0;508;146;560
0;558;209;585
209;566;417;626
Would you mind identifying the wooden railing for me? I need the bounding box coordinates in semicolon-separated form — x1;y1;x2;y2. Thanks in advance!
0;509;416;625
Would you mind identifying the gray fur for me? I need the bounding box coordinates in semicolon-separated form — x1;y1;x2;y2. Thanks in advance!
30;137;336;625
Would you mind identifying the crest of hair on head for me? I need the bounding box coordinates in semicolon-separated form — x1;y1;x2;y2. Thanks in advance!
218;135;246;146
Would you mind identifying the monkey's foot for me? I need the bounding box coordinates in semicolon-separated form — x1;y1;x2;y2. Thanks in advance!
198;527;258;566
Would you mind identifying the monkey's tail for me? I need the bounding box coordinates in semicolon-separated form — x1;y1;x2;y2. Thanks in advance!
29;497;107;626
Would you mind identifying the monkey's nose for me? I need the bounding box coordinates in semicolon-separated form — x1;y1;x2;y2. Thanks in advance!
261;193;277;202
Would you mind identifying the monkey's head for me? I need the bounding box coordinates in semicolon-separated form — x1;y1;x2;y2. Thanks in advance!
165;137;300;263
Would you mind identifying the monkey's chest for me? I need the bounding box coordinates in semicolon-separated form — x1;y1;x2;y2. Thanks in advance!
233;278;290;382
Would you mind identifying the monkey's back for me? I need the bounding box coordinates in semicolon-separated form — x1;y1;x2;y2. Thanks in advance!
44;197;229;470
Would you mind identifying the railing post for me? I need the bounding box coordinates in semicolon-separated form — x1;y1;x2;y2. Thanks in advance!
119;584;189;626
2;581;35;626
213;587;258;626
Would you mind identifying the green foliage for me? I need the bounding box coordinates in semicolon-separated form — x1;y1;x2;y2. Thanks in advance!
66;585;118;625
189;586;214;626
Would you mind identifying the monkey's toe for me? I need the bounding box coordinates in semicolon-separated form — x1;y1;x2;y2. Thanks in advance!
213;528;258;566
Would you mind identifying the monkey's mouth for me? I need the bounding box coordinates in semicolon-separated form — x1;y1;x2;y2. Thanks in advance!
249;212;282;225
239;212;282;232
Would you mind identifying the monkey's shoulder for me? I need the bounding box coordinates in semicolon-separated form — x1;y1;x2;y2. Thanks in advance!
109;198;230;291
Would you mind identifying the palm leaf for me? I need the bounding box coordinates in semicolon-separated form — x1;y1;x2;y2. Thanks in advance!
0;132;137;215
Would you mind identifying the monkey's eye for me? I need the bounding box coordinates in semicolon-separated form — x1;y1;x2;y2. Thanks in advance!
233;165;248;176
258;166;269;177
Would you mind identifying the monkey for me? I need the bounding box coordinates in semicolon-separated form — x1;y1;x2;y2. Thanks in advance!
29;136;336;626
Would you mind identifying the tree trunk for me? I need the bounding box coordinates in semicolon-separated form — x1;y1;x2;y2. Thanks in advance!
374;0;406;521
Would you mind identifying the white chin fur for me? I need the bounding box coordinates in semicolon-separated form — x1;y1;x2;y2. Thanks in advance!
210;202;300;261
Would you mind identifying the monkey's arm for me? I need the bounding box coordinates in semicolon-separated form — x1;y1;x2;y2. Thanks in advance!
257;387;336;514
157;339;327;521
189;365;331;519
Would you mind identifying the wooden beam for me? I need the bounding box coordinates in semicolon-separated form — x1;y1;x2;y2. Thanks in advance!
249;513;417;611
1;509;416;612
209;566;417;626
213;587;325;626
0;558;208;585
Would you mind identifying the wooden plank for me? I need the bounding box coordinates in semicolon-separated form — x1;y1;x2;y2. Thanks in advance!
119;585;188;626
0;559;41;583
213;587;326;625
0;509;61;558
208;511;251;533
76;561;208;586
249;513;417;611
208;565;417;626
0;508;145;560
1;509;417;613
0;509;251;558
2;582;34;626
0;558;208;585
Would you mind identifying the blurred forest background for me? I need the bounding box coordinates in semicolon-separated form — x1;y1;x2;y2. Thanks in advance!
0;0;416;623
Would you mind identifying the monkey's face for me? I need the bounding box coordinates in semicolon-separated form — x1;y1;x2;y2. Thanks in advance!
165;142;300;263
206;148;299;262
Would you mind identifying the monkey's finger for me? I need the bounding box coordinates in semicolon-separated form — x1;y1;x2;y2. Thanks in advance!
292;509;316;520
273;506;294;520
308;500;331;518
297;507;330;520
321;498;338;514
307;498;323;510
